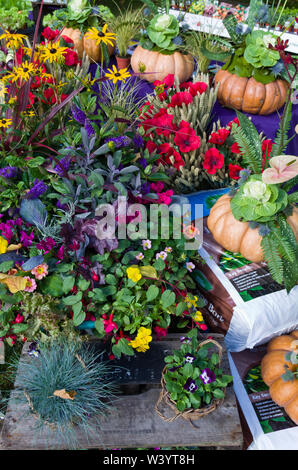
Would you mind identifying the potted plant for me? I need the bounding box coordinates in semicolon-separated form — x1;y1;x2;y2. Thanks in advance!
131;0;194;83
107;4;144;70
155;328;233;422
42;0;115;63
202;14;290;115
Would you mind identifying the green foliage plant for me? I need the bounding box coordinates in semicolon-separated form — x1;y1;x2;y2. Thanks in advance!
163;329;233;413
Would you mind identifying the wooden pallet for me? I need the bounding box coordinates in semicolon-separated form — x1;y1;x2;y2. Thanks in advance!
0;334;243;450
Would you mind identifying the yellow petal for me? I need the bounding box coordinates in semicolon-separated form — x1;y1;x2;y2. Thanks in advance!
7;243;22;252
0;274;27;293
0;236;8;254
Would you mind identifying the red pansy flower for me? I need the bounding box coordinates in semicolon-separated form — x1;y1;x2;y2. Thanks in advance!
203;148;224;174
229;163;243;180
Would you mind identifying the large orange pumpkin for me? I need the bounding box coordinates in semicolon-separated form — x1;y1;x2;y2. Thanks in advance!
214;69;289;115
131;45;194;83
261;331;298;424
207;194;298;263
61;28;115;62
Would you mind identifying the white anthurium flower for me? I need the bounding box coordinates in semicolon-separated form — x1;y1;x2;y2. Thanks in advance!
262;155;298;184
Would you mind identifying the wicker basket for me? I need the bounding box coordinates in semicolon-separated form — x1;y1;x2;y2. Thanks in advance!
155;339;225;426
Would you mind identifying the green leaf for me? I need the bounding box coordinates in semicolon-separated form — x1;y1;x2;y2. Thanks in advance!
146;285;159;301
213;388;225;399
62;276;75;294
112;338;134;359
63;291;83;306
0;261;14;273
72;302;85;326
94;318;105;336
161;290;176;309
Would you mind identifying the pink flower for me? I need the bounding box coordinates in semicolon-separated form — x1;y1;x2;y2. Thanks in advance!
103;313;118;334
24;276;37;292
142;239;152;250
157;189;173;205
156;251;167;260
150;181;164;193
262;155;298;184
20;231;34;248
31;263;48;280
14;314;24;324
36;237;55;253
186;262;195;272
154;325;168;339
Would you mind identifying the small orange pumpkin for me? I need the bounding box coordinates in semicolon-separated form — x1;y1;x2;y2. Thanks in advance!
214;69;289;115
131;45;194;83
261;331;298;424
61;27;115;62
207;194;298;263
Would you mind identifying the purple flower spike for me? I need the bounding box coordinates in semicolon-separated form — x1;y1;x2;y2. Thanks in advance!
25;179;48;199
200;368;216;385
0;167;19;179
183;377;198;393
184;353;196;364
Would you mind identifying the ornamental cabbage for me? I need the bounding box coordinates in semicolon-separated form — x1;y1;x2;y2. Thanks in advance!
147;13;180;52
244;30;280;69
230;175;289;223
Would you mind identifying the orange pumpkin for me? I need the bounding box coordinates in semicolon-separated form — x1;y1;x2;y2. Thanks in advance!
261;331;298;424
131;45;194;83
61;27;115;62
207;194;298;263
214;69;289;115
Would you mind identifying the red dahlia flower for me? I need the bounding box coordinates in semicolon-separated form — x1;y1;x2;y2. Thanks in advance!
203;148;224;174
174;121;201;153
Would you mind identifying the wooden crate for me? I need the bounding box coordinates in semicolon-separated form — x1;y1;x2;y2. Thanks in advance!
0;334;243;450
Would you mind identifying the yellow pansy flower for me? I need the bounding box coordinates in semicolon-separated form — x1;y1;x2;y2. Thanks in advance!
126;266;142;283
0;236;8;254
193;310;203;323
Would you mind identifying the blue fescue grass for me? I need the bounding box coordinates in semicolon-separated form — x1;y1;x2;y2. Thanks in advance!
7;339;119;449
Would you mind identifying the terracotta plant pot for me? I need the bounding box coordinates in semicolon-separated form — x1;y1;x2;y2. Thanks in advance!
115;56;131;70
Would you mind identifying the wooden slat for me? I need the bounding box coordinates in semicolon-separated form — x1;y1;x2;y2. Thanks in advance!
0;334;243;450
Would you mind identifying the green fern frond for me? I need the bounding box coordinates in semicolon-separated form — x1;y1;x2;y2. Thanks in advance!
232;112;263;173
271;100;292;157
261;234;284;284
277;213;297;251
268;223;296;263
